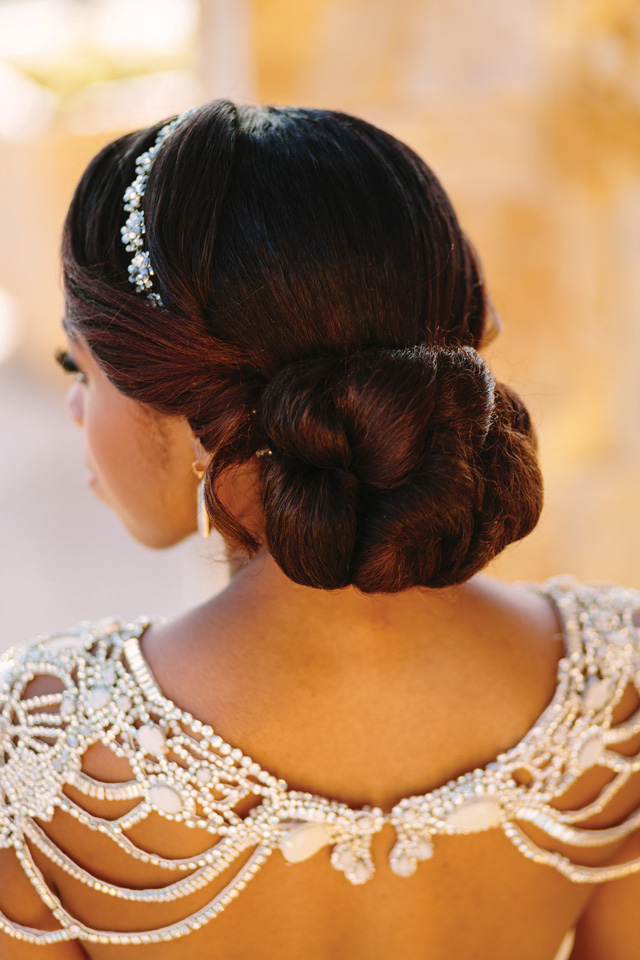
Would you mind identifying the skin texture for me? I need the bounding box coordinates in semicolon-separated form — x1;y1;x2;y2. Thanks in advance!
1;334;639;958
64;336;199;549
63;335;264;551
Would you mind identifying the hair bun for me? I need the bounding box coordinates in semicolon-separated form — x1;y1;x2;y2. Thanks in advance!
256;345;541;592
65;103;520;579
260;346;494;480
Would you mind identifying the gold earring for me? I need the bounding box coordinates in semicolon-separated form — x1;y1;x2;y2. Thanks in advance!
191;461;210;538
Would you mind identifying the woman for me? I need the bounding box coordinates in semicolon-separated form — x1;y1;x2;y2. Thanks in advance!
1;101;639;959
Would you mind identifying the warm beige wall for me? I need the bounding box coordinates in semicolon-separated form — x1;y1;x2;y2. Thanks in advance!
0;131;114;372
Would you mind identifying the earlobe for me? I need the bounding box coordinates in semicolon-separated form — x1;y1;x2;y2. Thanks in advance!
190;433;210;464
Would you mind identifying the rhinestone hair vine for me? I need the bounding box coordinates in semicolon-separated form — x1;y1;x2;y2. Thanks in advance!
120;108;196;306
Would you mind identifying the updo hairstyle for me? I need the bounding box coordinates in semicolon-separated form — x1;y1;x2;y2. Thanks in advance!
62;101;543;592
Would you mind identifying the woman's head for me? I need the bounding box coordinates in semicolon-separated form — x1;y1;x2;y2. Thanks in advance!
62;100;542;591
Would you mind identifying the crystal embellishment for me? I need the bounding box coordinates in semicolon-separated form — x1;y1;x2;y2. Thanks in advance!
137;724;167;757
148;783;183;814
330;844;374;885
576;732;605;770
59;698;75;717
581;677;613;712
390;850;416;877
389;836;434;877
87;687;111;710
444;798;503;831
120;108;195;305
279;821;334;863
3;578;640;947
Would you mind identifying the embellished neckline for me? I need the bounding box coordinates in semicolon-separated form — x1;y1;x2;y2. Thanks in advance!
123;579;579;811
4;575;640;948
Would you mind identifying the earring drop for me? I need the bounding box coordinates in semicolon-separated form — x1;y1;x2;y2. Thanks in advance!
191;461;211;539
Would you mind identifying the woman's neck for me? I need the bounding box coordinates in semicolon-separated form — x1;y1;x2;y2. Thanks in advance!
187;551;545;671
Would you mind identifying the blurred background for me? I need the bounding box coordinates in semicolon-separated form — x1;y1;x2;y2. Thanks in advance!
1;0;639;647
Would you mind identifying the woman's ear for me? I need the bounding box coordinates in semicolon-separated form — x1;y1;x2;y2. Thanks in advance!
216;460;265;544
191;435;210;467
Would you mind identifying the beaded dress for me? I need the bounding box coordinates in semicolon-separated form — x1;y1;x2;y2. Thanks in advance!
1;577;640;954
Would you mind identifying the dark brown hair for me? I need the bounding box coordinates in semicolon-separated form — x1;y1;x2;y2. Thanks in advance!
63;101;542;592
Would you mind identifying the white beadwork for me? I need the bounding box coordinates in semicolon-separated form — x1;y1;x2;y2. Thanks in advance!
87;686;111;710
390;851;416;877
576;732;605;770
148;783;183;814
2;578;640;945
581;677;613;712
137;723;167;757
414;838;434;860
121;109;195;304
444;798;503;831
279;821;334;863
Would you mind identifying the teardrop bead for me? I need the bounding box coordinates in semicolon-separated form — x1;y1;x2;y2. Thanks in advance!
87;687;111;710
351;858;374;884
137;724;167;757
149;783;183;814
444;798;503;831
279;822;333;863
59;698;75;718
391;853;416;877
389;841;418;877
581;678;612;712
608;630;630;647
411;838;434;861
577;733;605;770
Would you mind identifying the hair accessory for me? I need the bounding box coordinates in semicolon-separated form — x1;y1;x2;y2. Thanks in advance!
121;108;196;305
191;460;211;539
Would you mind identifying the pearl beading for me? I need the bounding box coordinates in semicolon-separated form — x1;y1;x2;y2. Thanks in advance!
2;578;640;944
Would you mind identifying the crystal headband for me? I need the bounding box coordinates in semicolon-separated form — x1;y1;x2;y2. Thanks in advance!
120;108;195;306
